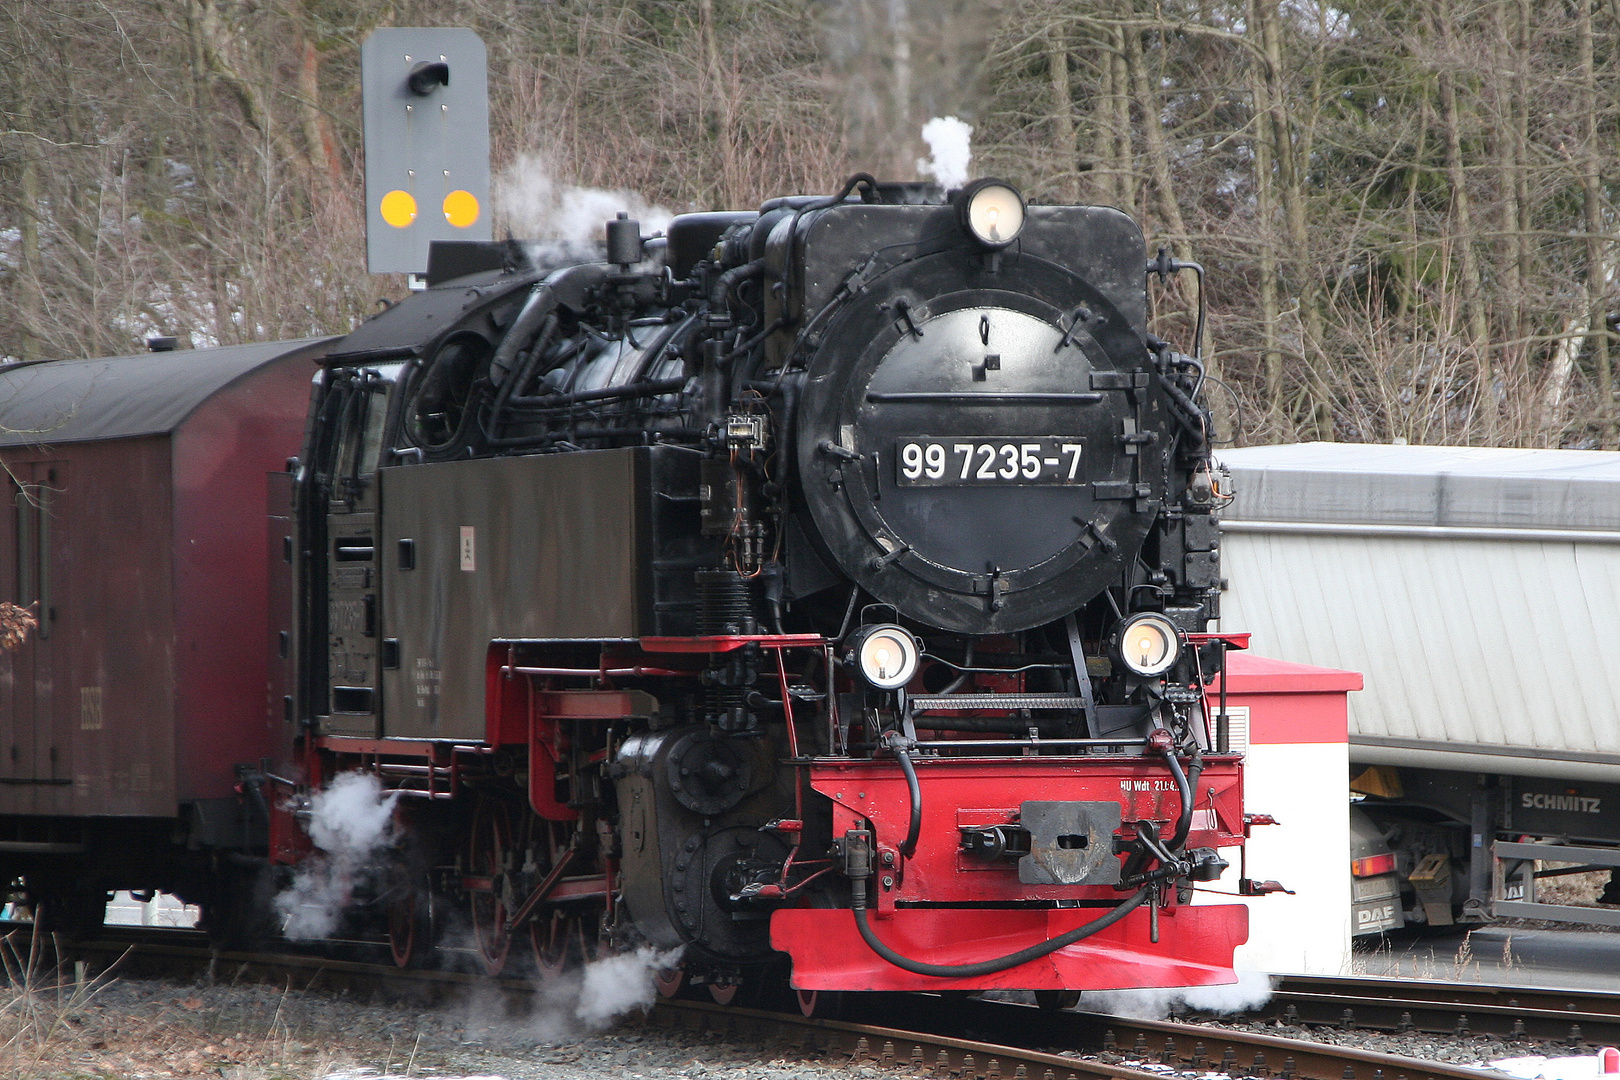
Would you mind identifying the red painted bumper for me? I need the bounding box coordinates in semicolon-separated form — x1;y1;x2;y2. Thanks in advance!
771;902;1248;992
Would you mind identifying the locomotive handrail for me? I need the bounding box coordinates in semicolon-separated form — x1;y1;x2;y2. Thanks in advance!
639;634;827;653
864;391;1104;404
902;737;1149;749
502;664;694;679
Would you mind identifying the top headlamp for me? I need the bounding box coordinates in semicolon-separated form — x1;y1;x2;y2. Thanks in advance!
1115;612;1181;678
958;179;1026;249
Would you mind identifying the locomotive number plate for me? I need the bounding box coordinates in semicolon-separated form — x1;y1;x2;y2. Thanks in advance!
895;438;1083;486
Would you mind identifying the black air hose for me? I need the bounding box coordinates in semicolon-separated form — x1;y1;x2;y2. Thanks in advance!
1162;746;1195;851
880;731;922;860
851;881;1150;978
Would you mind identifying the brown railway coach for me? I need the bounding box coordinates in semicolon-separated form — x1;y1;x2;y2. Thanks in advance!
0;339;331;930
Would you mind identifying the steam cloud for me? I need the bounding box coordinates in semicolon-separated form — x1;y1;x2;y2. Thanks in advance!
574;946;682;1028
917;116;973;190
1076;967;1276;1020
454;945;685;1045
494;152;673;263
275;771;400;941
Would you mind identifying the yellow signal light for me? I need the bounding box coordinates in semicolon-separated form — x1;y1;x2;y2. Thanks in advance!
443;189;480;228
380;189;418;228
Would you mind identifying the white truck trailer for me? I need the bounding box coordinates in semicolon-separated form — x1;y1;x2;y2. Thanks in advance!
1216;442;1620;932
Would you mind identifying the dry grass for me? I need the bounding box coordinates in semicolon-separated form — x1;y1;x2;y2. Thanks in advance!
0;933;403;1080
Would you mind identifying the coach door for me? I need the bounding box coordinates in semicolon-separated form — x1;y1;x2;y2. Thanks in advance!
1;461;69;793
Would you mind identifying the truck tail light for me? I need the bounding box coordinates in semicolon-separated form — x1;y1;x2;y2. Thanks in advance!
1352;852;1397;878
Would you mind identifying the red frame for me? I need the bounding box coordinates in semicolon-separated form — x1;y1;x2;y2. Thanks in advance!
299;631;1254;993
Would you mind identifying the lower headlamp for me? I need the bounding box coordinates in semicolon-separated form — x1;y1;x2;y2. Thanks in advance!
1114;612;1181;678
847;624;922;691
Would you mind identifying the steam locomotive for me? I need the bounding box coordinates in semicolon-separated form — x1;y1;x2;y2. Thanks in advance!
0;176;1254;1010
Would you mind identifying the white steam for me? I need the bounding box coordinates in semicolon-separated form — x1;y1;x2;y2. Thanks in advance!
574;946;681;1027
275;772;399;941
494;153;672;263
466;945;685;1044
1076;967;1276;1020
917;116;974;190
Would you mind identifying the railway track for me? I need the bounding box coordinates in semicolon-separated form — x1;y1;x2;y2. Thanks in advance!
21;927;1613;1080
1241;974;1620;1047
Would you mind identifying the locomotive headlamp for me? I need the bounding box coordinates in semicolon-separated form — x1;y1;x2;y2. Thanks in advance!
1114;612;1181;678
847;624;922;691
959;179;1026;249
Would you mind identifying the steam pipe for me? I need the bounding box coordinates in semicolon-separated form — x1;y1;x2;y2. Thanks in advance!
506;377;688;410
490;288;558;402
710;259;766;316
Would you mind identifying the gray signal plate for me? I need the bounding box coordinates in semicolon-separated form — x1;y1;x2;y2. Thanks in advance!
362;27;491;274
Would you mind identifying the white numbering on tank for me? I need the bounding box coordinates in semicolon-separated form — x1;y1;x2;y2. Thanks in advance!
896;438;1083;486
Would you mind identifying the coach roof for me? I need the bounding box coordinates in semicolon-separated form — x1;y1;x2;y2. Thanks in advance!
0;338;333;448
